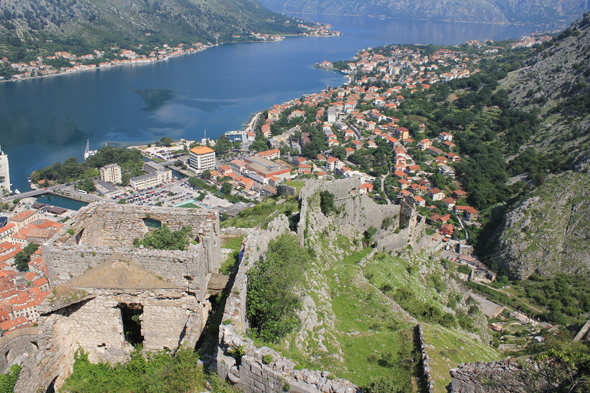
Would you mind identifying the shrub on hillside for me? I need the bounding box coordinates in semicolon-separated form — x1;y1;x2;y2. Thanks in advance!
247;234;311;342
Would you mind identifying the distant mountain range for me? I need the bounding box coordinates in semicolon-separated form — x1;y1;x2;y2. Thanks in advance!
259;0;590;27
0;0;303;58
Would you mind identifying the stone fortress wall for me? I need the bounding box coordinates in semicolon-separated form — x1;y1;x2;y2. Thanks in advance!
217;217;360;393
0;327;40;375
298;178;429;252
45;203;220;300
14;203;222;393
216;178;433;393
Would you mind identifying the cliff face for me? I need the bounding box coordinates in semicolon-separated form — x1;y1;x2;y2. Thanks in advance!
259;0;589;27
494;171;590;279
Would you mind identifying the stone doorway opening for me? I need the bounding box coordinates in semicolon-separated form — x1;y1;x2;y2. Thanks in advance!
118;303;144;346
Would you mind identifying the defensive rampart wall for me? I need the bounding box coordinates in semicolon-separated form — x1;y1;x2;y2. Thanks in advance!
217;216;360;393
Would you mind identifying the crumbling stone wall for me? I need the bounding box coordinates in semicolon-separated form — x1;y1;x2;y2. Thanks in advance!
14;204;222;393
448;359;545;392
416;324;434;393
14;289;210;393
217;216;360;393
299;179;426;251
45;202;221;301
0;327;40;375
62;203;219;249
45;244;211;301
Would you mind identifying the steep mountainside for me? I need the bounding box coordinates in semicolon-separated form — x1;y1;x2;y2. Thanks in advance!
493;15;590;279
503;12;590;171
259;0;589;27
0;0;302;53
494;171;590;279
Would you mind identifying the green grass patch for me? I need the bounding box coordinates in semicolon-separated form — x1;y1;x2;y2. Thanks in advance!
221;235;243;250
62;348;234;393
177;202;200;208
221;197;298;229
288;181;306;196
422;324;501;392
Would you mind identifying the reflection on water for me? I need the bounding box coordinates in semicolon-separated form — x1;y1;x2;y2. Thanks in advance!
136;89;175;112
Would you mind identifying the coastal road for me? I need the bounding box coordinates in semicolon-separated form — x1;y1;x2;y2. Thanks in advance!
2;184;107;204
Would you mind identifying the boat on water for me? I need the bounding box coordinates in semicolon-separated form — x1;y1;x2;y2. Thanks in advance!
14;189;20;195
84;138;97;161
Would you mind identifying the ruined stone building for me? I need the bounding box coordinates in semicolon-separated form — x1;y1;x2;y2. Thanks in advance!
298;178;428;251
14;203;222;393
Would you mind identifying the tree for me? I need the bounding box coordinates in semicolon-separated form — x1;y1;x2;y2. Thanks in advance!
121;173;131;186
133;225;192;251
79;179;96;193
202;170;211;180
14;252;30;271
23;243;38;255
188;177;207;189
160;137;174;146
221;182;232;194
214;135;232;154
247;234;311;342
319;191;335;215
332;146;346;161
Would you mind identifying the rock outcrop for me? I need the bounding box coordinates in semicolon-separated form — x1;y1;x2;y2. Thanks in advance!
494;171;590;279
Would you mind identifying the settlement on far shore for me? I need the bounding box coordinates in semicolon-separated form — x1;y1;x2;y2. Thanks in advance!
2;23;340;82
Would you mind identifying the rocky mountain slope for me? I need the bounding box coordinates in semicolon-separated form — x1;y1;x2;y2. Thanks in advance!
493;15;590;279
503;12;590;171
0;0;301;52
494;171;590;279
259;0;589;27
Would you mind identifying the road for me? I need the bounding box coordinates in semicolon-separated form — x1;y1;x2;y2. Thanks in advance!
2;184;108;204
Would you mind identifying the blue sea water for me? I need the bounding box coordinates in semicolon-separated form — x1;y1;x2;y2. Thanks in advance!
0;15;537;191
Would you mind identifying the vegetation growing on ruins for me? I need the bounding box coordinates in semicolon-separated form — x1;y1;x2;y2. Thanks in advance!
247;234;312;342
63;348;234;393
0;365;20;393
133;225;192;251
221;196;299;229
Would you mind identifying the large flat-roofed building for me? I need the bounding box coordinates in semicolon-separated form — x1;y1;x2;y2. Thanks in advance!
100;164;122;184
143;161;165;174
129;169;171;191
189;146;216;173
243;156;290;185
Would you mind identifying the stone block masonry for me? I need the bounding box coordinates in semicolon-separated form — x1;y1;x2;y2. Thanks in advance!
0;327;40;375
45;202;221;301
298;178;428;252
14;203;222;393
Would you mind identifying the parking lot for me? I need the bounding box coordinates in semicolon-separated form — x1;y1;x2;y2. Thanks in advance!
118;179;205;207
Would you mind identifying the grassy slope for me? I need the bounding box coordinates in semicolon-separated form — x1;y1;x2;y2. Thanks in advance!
254;234;419;389
363;252;501;392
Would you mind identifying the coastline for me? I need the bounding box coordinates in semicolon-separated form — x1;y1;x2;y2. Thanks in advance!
0;43;219;84
1;27;340;84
